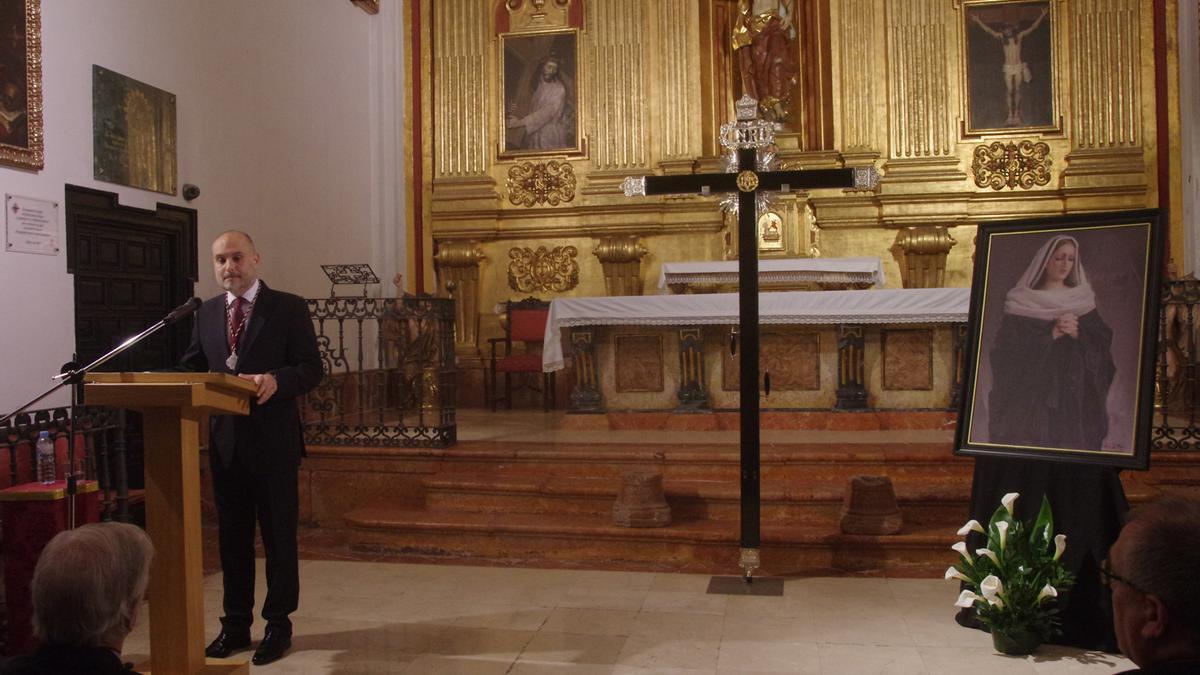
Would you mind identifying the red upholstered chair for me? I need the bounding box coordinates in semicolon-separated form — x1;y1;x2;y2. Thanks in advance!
488;298;555;411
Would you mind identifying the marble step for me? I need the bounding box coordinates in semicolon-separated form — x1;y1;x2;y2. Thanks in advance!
421;473;971;526
340;507;959;576
358;440;974;483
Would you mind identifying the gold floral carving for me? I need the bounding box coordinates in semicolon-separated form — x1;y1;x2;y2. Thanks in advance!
507;161;577;207
971;141;1052;191
507;245;579;293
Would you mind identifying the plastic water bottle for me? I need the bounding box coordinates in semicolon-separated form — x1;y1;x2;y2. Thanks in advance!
36;431;55;485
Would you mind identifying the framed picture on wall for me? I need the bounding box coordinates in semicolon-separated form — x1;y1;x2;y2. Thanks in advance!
0;0;43;171
962;0;1058;135
500;29;582;157
954;210;1164;469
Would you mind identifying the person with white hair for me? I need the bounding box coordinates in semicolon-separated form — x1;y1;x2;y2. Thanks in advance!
0;522;153;675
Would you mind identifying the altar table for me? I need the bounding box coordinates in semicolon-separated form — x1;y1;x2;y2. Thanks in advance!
657;257;886;293
541;287;971;412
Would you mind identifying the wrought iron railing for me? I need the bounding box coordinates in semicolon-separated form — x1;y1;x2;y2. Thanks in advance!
0;405;133;521
303;295;456;447
1154;277;1200;450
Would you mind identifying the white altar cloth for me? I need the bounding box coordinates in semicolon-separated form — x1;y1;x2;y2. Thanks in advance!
657;257;886;292
542;287;970;371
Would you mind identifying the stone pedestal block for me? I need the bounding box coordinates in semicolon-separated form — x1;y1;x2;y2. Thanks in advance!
840;475;903;535
612;470;671;528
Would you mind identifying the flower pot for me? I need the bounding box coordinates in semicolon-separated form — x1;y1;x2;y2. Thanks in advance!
992;627;1042;656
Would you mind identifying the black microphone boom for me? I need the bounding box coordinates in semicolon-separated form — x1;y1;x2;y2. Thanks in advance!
1;295;203;427
164;297;202;325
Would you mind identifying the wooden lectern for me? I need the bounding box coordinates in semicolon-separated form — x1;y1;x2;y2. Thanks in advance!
85;373;256;675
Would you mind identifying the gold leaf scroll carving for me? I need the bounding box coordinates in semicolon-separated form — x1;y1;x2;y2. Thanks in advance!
506;160;577;207
971;141;1052;190
507;245;580;293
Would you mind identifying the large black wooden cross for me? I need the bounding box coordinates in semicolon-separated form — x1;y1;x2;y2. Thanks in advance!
623;96;878;579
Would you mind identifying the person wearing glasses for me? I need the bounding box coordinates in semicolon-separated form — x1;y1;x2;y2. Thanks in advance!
1105;498;1200;674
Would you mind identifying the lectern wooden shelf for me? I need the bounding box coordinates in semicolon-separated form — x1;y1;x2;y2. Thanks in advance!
85;372;256;675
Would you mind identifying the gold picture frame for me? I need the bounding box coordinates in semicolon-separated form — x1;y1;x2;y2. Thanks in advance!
961;0;1059;136
0;0;43;171
500;28;582;158
92;66;178;195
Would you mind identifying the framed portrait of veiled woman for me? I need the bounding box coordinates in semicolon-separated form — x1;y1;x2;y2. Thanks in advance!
0;0;43;171
955;210;1164;469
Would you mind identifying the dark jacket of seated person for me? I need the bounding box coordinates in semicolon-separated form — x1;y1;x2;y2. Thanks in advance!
0;522;153;675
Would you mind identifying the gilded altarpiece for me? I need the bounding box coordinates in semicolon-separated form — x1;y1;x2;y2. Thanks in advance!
418;0;1168;406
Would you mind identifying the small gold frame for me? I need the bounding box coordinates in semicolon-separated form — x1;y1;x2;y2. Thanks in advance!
0;0;44;171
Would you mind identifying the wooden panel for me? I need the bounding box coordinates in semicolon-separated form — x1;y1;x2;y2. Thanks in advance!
98;238;121;267
614;333;664;392
724;331;820;391
110;280;135;306
75;234;93;268
147;243;164;270
126;241;146;268
76;278;105;305
141;281;165;306
882;328;933;390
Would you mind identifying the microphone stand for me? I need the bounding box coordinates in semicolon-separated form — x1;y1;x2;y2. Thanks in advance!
0;298;200;528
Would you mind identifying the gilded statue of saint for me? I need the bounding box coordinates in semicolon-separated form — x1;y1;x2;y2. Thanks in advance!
731;0;798;124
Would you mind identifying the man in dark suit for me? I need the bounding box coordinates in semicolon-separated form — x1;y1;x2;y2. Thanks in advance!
177;230;322;666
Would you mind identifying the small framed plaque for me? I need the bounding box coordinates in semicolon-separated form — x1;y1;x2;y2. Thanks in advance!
5;193;59;255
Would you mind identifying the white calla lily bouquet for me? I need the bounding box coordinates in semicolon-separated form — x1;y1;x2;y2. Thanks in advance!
946;492;1075;642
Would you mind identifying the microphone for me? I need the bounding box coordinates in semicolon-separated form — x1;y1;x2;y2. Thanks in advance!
164;297;202;325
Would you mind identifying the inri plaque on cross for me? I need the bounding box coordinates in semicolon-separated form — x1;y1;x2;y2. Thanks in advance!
622;96;880;580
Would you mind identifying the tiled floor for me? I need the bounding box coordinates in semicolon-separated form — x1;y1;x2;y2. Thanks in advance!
123;559;1133;674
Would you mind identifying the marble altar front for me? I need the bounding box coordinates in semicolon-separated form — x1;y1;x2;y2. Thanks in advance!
542;288;971;413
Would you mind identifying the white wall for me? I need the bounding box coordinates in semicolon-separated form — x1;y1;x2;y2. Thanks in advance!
0;0;405;415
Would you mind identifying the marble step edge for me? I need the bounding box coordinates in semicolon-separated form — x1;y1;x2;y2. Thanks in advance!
308;441;971;466
420;474;974;504
342;507;960;547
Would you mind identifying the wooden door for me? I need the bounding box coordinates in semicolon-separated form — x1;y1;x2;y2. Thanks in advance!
66;185;198;491
66;185;197;372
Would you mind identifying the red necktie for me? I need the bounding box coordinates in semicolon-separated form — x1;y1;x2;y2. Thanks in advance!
228;296;247;351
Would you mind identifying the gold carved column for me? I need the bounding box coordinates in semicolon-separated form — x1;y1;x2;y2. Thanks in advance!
894;226;956;288
883;0;961;181
1061;0;1146;192
593;236;649;296
833;0;883;163
430;0;496;206
584;0;650;183
433;240;486;354
653;0;702;173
